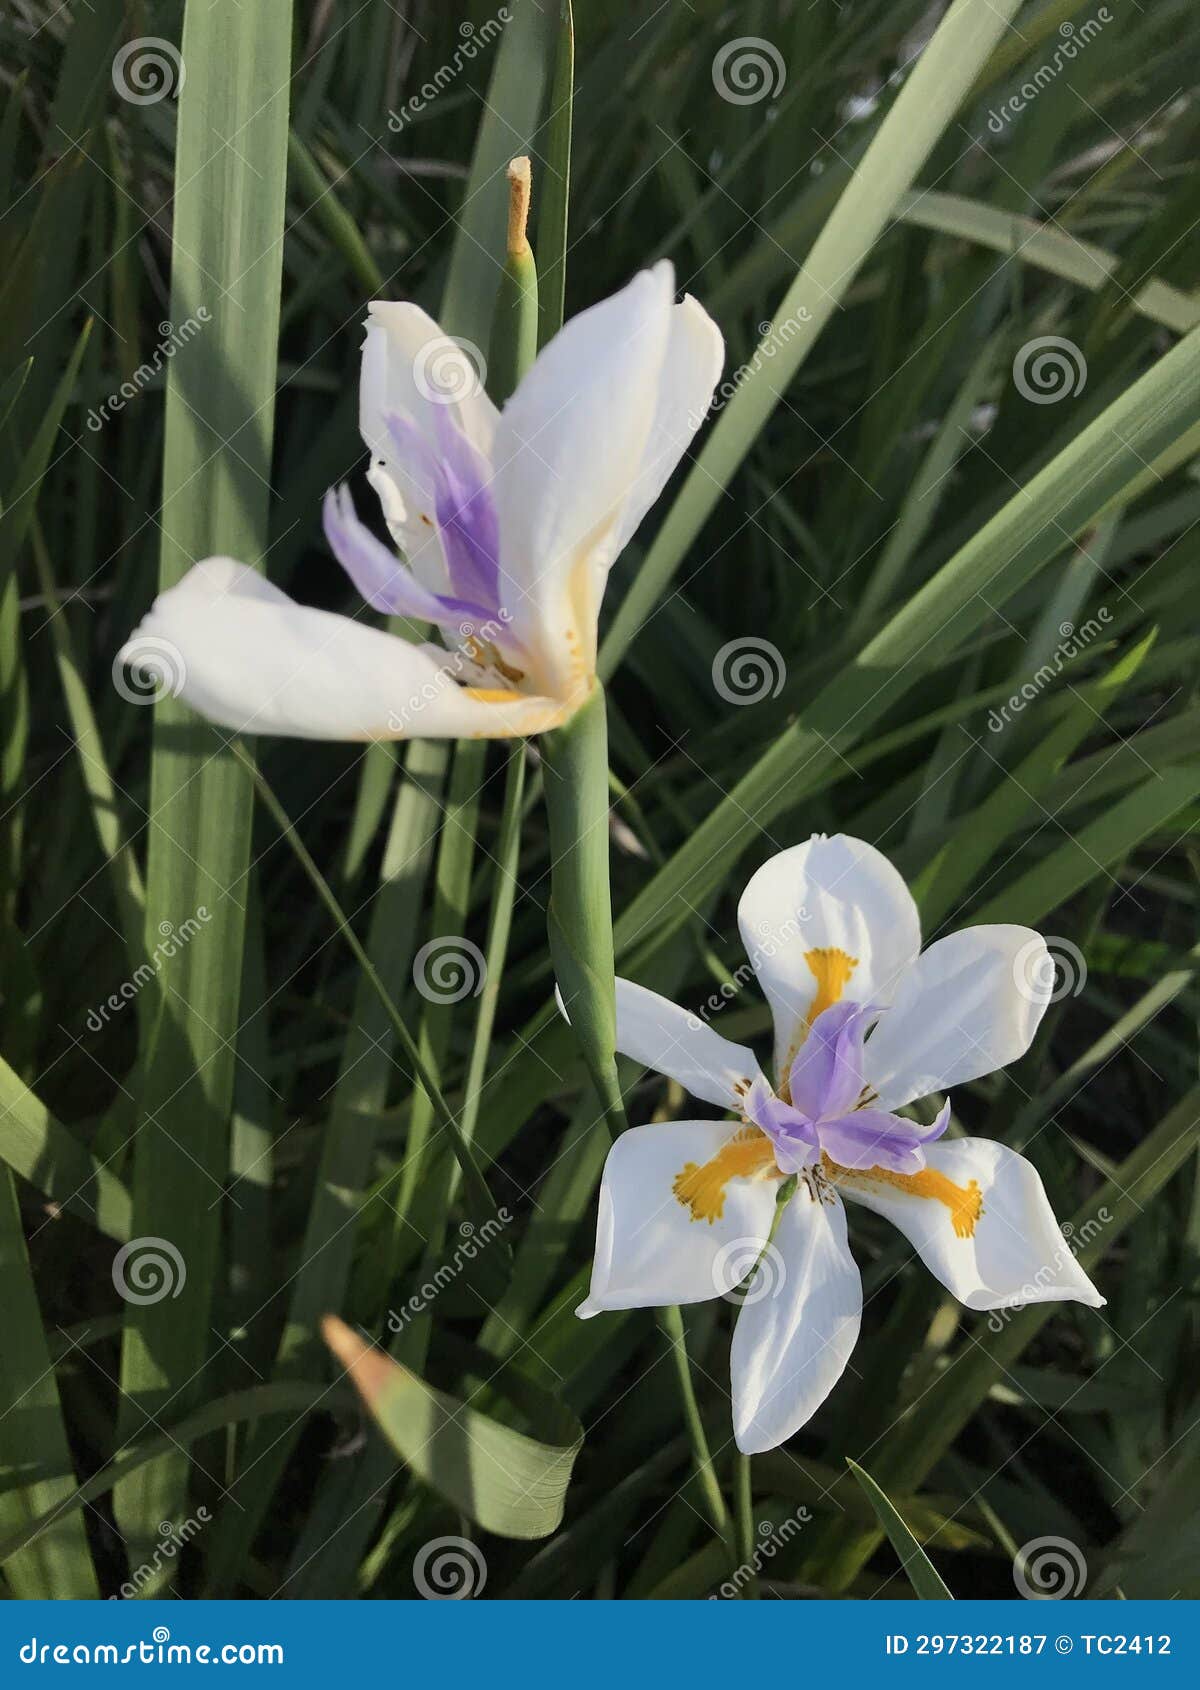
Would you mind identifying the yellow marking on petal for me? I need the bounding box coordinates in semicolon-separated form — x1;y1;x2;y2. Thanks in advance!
673;1127;778;1224
463;687;530;705
778;946;859;1099
804;946;859;1025
829;1157;982;1239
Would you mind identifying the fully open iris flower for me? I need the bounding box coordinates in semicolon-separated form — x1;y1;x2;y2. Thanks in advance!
577;834;1104;1454
120;261;722;740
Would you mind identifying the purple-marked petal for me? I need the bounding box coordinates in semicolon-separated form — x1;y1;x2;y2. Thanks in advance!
744;1076;820;1175
816;1109;927;1175
386;411;504;619
788;999;871;1122
430;405;504;613
915;1096;953;1144
323;485;493;628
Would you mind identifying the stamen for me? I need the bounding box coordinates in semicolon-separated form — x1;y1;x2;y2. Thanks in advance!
828;1156;983;1238
673;1127;778;1224
464;636;525;686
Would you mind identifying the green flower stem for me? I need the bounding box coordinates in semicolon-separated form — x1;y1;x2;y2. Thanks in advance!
656;1306;732;1552
540;681;626;1138
734;1451;757;1598
460;741;527;1141
543;690;735;1547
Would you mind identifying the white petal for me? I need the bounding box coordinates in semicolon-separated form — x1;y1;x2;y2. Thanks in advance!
862;925;1050;1110
731;1184;862;1453
577;1121;778;1315
837;1138;1105;1311
613;978;765;1110
609;294;724;559
360;300;498;459
493;263;676;694
737;834;921;1074
360;302;499;591
120;558;563;741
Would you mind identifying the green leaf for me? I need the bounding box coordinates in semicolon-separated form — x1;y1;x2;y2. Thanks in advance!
323;1316;581;1540
601;0;1025;672
896;190;1200;335
972;765;1200;928
0;1383;345;1568
440;0;557;344
0;1170;98;1596
536;0;574;347
115;0;293;1558
612;321;1200;969
0;1056;131;1240
846;1459;955;1599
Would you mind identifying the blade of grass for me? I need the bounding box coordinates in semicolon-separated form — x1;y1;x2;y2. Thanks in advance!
896;190;1200;335
536;0;574;347
114;0;293;1560
846;1459;955;1599
0;1169;99;1596
601;0;1025;673
612;322;1200;971
0;1056;131;1240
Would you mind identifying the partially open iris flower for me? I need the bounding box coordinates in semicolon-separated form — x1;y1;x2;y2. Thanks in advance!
576;834;1104;1454
119;261;722;740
